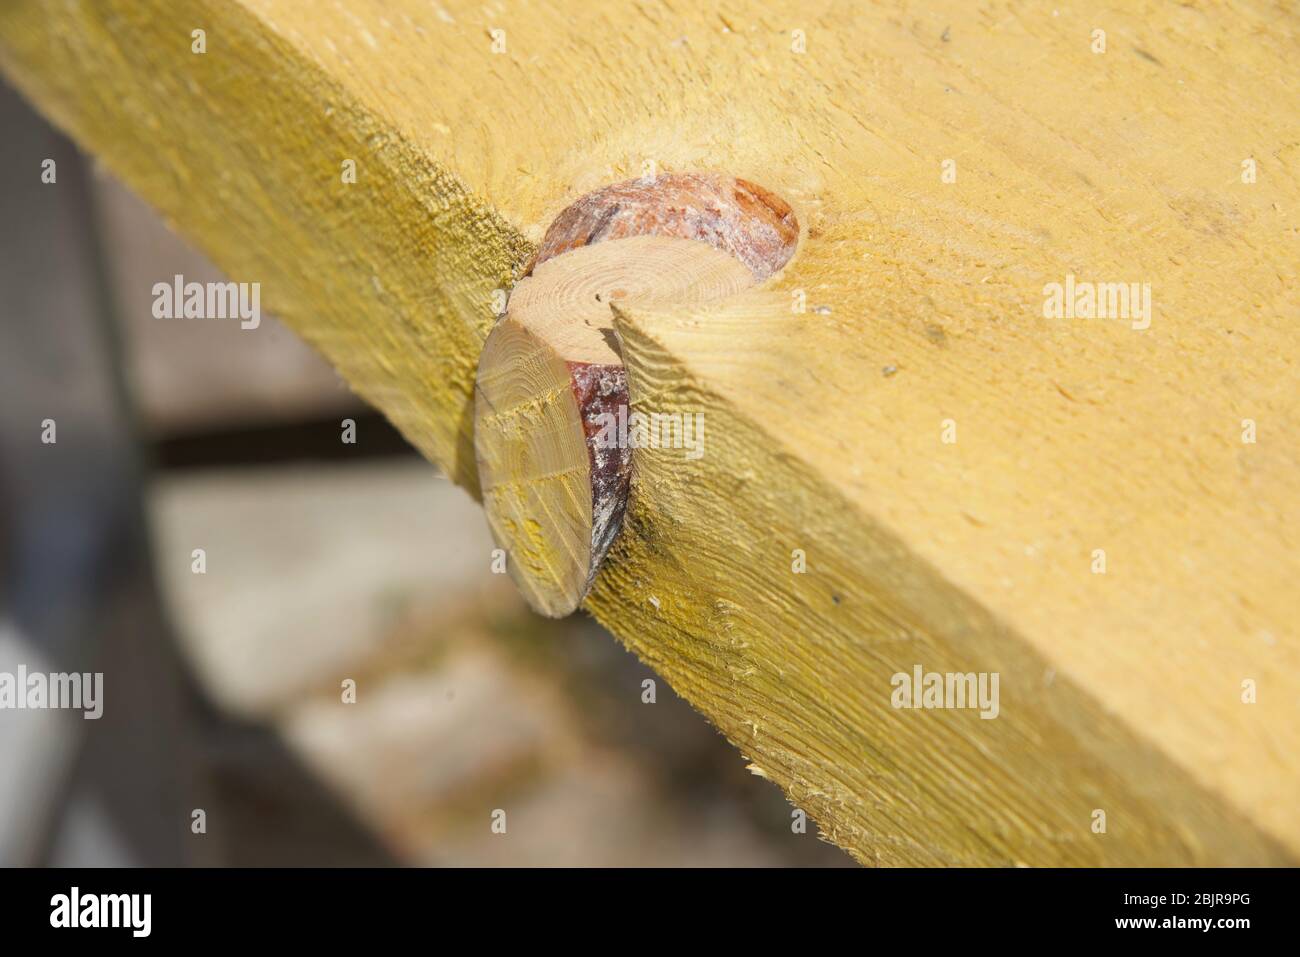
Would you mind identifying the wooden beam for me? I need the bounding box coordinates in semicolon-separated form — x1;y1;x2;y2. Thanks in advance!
2;0;1296;865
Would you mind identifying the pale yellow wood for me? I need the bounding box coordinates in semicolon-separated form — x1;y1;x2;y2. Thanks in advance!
2;0;1296;864
476;235;756;617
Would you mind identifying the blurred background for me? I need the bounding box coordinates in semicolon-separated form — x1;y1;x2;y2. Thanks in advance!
0;77;849;867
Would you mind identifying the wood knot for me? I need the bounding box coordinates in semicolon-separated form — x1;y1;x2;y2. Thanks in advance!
474;173;797;617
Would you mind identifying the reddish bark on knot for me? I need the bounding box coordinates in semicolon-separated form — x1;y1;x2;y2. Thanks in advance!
530;172;798;280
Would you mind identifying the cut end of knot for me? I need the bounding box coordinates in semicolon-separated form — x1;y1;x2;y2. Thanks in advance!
474;173;798;617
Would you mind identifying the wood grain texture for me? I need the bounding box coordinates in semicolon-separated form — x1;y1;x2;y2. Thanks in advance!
476;234;757;617
1;0;1296;864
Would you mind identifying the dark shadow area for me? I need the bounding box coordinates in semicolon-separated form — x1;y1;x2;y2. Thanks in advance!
151;409;416;472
